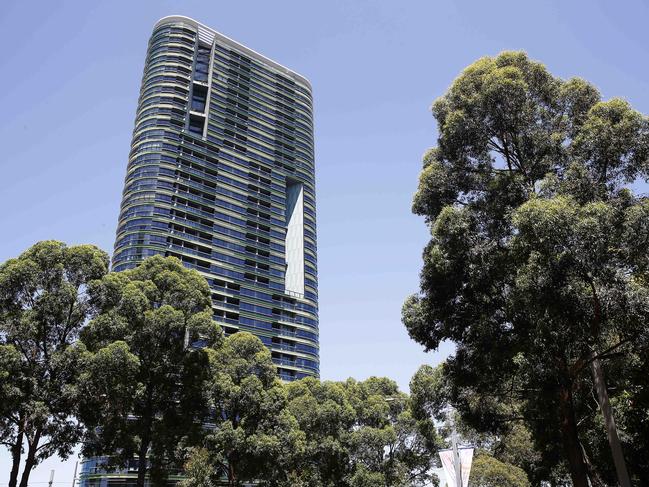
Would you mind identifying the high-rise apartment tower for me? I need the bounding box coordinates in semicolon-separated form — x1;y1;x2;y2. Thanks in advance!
113;16;318;381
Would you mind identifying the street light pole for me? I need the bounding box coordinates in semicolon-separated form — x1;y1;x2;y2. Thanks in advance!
71;461;79;487
451;421;462;487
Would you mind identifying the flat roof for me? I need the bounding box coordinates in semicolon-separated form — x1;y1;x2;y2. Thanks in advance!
154;15;312;91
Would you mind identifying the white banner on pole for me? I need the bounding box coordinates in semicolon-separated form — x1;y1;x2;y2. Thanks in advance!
439;449;456;486
438;448;474;487
459;448;474;487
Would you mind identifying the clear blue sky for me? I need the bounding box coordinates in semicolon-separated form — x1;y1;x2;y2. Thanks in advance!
2;0;649;484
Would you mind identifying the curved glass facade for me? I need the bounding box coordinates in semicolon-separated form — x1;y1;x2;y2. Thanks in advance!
112;17;318;380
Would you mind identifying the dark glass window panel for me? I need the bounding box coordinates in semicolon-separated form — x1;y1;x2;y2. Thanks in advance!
191;98;206;111
194;47;211;81
191;85;208;112
188;115;205;134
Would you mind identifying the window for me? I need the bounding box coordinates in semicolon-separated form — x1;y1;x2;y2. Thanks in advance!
191;84;208;112
194;46;210;82
188;114;205;135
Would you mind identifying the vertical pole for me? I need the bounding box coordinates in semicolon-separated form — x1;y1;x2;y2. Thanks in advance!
48;470;55;487
451;422;462;487
71;461;78;487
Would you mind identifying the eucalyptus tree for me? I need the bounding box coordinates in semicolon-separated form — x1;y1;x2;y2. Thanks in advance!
284;376;439;487
179;448;217;487
285;377;356;486
0;343;27;487
0;241;109;487
79;255;221;487
403;51;649;486
201;331;304;487
345;377;438;487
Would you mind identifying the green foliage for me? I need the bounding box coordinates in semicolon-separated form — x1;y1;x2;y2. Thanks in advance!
346;377;435;487
404;51;649;486
452;409;554;485
185;369;441;487
468;454;530;487
79;255;222;487
0;241;109;487
409;365;447;427
0;344;25;474
284;375;440;487
349;465;386;487
204;331;304;487
409;366;543;485
1;245;446;487
0;344;23;410
179;448;217;487
285;377;356;486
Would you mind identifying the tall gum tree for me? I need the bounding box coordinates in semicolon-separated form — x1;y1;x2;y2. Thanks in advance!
283;375;440;487
202;331;304;487
79;255;222;487
0;241;109;487
402;52;649;487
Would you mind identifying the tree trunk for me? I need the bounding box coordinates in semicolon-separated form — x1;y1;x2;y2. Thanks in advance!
590;355;632;487
8;426;24;487
136;385;155;487
557;383;590;487
18;428;42;487
228;460;237;487
581;443;607;487
136;432;151;487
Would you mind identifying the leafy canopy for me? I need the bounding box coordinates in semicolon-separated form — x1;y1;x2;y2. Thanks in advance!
284;375;440;487
79;255;221;487
468;453;530;487
203;331;304;487
0;240;109;487
403;51;649;485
